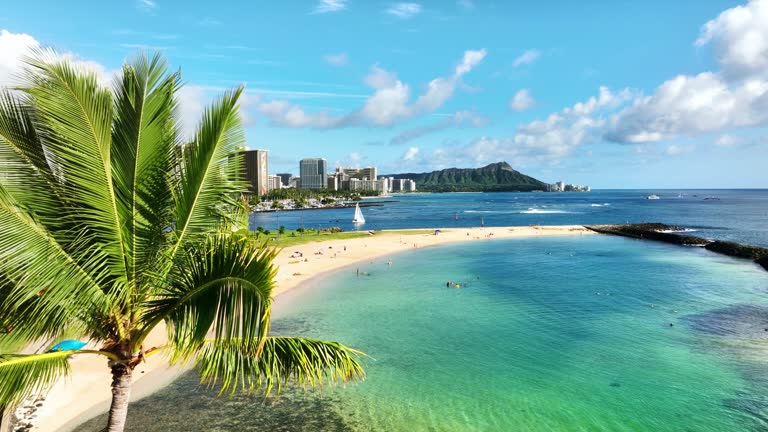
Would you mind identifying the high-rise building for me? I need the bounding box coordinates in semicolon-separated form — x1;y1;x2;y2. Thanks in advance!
267;175;281;191
299;158;328;190
241;149;269;196
340;166;377;181
276;173;292;187
327;175;339;191
348;178;388;194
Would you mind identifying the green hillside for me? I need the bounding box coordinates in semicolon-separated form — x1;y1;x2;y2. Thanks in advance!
388;162;549;192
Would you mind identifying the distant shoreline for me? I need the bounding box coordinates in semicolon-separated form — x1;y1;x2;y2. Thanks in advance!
253;200;398;214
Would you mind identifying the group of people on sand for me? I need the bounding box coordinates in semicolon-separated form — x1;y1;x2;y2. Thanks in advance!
291;245;350;261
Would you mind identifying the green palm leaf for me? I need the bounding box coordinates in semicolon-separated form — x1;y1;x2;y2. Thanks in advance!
24;49;128;290
169;86;248;261
143;233;276;357
0;351;72;406
0;185;110;344
111;52;180;298
0;50;365;432
195;337;365;397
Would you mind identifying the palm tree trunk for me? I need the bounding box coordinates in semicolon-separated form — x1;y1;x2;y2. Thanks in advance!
106;364;132;432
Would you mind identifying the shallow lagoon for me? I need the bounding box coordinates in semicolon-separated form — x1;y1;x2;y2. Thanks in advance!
81;236;768;431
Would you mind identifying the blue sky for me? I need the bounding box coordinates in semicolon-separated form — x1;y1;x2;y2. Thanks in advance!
1;0;767;188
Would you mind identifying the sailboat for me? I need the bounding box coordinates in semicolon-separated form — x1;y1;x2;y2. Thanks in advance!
352;202;365;224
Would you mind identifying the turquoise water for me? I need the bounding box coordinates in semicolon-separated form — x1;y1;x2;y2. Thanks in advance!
80;236;768;431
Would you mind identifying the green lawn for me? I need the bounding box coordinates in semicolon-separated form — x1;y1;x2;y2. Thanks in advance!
252;229;437;248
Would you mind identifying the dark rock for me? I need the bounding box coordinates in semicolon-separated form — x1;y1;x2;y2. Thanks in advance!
586;223;768;273
705;241;768;260
584;223;710;246
756;255;768;271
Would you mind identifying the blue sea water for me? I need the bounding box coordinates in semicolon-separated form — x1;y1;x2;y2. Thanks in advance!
251;189;768;246
79;235;768;431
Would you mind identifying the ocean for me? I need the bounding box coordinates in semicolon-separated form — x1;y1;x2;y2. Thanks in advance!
79;234;768;431
251;189;768;247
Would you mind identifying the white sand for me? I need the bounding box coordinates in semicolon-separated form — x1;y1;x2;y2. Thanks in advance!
35;225;592;431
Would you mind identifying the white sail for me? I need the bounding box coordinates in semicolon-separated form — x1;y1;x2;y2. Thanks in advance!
352;203;365;224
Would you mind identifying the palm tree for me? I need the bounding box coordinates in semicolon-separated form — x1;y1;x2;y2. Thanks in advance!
0;51;364;432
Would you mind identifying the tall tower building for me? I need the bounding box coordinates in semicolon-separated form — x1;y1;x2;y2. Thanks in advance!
276;173;292;187
299;158;328;190
242;149;269;196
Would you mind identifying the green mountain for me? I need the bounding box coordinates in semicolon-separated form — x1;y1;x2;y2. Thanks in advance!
388;162;549;192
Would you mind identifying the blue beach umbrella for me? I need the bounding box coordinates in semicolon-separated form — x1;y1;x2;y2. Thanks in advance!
48;339;87;352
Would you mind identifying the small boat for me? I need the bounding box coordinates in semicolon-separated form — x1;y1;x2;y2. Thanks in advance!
646;194;660;200
352;202;365;224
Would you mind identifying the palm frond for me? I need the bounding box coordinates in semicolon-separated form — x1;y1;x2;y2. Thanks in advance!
0;89;64;231
169;86;248;261
110;52;180;296
23;49;128;289
0;351;71;406
0;186;111;344
195;337;366;397
142;233;276;356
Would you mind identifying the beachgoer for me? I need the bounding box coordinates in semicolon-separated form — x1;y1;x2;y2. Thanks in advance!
357;268;360;277
446;282;450;288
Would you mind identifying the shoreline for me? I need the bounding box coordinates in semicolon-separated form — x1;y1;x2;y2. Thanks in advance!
34;225;592;432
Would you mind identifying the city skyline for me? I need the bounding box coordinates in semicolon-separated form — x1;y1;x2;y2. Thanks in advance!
1;1;767;188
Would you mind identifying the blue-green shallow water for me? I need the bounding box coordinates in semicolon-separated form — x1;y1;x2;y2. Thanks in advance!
80;236;768;431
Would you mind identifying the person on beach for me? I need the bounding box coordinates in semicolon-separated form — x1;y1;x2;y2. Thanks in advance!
357;268;360;277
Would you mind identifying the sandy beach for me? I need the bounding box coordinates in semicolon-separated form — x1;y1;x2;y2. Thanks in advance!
33;225;592;431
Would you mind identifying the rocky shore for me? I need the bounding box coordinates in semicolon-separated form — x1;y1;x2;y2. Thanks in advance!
585;223;768;272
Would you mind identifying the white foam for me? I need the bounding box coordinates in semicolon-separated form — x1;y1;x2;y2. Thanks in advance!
590;203;611;207
520;208;571;214
658;228;698;233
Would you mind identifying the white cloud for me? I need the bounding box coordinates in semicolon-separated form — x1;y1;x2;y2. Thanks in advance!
336;152;368;167
258;49;487;128
715;134;739;146
386;3;422;19
364;65;398;89
313;0;348;14
176;85;207;139
256;100;339;128
401;147;420;161
0;30;230;146
695;0;768;80
510;89;535;112
389;110;487;145
138;0;156;11
398;86;635;171
512;49;540;67
604;0;768;144
665;144;695;156
604;71;768;143
0;29;115;87
0;29;39;86
324;52;349;66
